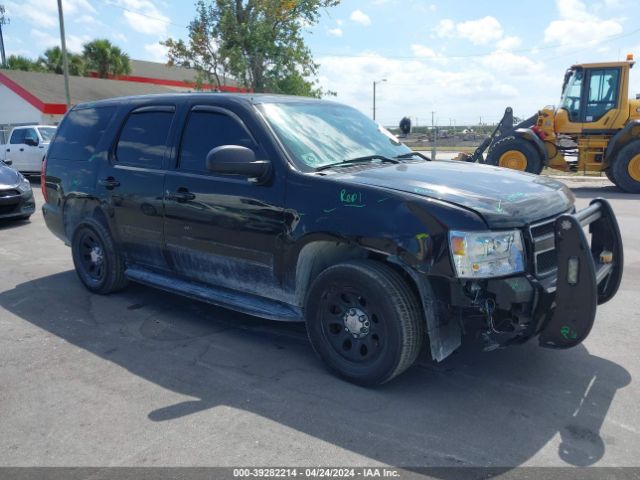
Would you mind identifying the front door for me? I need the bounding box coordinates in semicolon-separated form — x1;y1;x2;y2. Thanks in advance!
163;105;286;300
98;105;176;272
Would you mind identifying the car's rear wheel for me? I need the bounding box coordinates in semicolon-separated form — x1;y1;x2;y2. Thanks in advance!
305;260;423;386
71;219;128;294
485;136;544;174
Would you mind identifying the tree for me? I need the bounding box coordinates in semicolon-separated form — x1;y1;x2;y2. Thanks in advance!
38;46;85;76
163;0;339;97
5;55;43;72
82;39;131;78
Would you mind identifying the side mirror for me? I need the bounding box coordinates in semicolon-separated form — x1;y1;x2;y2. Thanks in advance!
206;145;271;183
24;137;38;147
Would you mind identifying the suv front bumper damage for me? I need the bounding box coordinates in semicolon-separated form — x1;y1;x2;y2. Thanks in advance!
535;198;623;348
484;198;624;349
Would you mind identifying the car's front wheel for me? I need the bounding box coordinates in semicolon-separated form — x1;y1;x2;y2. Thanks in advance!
71;219;128;294
305;260;424;386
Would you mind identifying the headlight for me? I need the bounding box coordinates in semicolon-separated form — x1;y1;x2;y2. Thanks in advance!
17;177;31;193
449;230;525;278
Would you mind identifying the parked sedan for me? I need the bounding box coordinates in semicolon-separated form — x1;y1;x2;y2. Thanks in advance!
0;160;35;221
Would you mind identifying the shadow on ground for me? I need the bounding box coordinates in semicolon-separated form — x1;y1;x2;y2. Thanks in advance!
0;271;631;473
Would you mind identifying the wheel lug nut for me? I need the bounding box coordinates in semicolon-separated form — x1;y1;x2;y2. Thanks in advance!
364;321;369;327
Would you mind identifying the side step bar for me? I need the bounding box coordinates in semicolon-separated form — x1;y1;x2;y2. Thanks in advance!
538;198;623;348
125;267;303;322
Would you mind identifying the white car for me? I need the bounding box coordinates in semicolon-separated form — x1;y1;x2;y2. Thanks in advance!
0;125;57;175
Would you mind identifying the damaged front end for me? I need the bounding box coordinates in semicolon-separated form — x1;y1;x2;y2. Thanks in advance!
423;198;623;359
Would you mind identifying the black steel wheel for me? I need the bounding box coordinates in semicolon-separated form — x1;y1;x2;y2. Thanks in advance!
305;260;423;386
71;219;128;294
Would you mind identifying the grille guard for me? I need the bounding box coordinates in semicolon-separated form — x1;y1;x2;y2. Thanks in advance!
538;198;623;348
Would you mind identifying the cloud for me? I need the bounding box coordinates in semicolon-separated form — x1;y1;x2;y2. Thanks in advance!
455;16;504;45
480;51;544;76
144;42;168;62
315;51;531;125
5;0;96;28
350;9;371;26
31;28;89;53
496;36;522;51
116;0;170;36
327;28;343;38
544;0;623;49
434;16;503;45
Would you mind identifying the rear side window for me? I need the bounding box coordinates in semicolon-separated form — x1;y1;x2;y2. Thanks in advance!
178;111;255;173
116;110;174;169
10;129;26;144
48;107;116;161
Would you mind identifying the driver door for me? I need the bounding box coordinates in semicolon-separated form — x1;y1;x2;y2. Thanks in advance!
582;68;621;130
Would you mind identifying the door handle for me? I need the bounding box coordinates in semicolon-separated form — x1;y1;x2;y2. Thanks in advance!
98;177;120;189
5;148;9;152
19;148;24;152
166;188;196;202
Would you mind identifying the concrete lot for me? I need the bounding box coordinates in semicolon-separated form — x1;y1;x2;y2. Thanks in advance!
0;179;638;470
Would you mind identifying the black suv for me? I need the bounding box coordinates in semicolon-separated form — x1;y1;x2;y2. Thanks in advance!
42;94;623;385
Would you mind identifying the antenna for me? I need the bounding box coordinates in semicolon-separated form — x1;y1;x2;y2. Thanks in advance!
0;4;9;68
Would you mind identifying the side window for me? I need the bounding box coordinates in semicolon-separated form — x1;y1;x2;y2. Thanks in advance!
178;110;255;173
47;107;117;161
24;128;38;145
116;110;174;169
10;129;26;144
585;68;619;122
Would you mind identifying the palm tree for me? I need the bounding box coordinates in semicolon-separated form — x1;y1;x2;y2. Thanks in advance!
82;39;131;78
38;47;85;76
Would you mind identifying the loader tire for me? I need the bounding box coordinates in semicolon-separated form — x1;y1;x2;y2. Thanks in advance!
485;136;544;175
610;140;640;193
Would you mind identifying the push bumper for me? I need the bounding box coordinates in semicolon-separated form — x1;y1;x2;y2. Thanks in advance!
535;198;623;348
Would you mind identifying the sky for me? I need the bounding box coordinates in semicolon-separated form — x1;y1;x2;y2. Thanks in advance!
2;0;640;127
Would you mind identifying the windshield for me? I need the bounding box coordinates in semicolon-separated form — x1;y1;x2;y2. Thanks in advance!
37;127;57;142
259;102;411;170
559;68;583;122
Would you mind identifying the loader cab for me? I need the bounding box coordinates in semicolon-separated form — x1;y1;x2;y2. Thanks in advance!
555;60;633;134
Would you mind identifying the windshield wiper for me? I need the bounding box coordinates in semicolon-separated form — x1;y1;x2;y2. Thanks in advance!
395;151;431;161
315;155;400;172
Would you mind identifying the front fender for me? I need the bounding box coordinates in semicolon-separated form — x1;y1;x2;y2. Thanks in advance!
515;128;548;163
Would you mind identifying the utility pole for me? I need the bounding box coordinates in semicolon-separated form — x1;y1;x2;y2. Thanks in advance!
431;111;436;161
372;78;387;121
0;5;9;68
57;0;71;110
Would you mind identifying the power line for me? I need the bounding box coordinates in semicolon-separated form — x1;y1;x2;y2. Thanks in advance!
95;0;187;30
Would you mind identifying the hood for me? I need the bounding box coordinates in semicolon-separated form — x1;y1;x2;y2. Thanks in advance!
340;160;575;228
0;163;21;188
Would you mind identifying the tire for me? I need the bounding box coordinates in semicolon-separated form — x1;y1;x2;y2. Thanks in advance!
485;136;544;174
610;140;640;193
305;260;424;386
71;218;128;294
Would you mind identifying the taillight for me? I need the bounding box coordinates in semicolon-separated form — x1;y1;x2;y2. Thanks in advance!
41;155;48;202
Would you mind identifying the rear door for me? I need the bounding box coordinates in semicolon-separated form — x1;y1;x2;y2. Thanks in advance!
163;104;286;299
98;104;176;272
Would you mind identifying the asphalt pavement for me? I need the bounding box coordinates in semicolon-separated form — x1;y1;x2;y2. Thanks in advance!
0;179;638;473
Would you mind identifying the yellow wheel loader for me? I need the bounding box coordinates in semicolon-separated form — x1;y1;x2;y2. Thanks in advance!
463;55;640;193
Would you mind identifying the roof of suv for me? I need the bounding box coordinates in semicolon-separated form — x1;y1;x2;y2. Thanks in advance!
73;92;332;110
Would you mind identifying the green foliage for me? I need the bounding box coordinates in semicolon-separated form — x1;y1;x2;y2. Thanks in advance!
163;0;339;97
38;47;85;76
82;39;131;78
5;55;43;72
